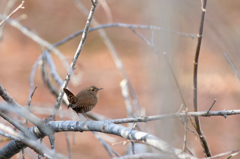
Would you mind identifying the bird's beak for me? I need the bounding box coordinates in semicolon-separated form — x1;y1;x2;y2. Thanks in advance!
98;88;103;90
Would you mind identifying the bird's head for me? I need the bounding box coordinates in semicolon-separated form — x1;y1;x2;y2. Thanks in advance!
85;86;103;95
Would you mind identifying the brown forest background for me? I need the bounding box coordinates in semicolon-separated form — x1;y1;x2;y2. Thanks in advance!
1;0;240;158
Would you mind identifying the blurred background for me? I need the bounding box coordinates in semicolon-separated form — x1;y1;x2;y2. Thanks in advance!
0;0;240;158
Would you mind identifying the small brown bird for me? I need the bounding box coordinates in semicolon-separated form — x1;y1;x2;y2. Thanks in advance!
63;86;103;117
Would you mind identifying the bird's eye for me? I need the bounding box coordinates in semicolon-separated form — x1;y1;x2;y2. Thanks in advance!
91;88;94;91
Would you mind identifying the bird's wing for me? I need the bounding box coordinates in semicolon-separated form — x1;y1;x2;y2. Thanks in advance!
63;88;77;104
71;95;97;109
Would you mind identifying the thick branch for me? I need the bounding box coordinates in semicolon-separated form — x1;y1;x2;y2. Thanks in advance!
0;122;66;159
47;120;196;159
0;100;238;158
0;120;196;158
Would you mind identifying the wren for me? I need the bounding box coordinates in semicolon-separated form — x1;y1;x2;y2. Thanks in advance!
63;86;103;116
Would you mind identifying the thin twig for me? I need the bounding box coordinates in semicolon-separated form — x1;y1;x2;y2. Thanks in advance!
25;104;108;121
0;0;17;40
163;53;189;110
26;86;37;127
2;102;239;124
193;0;211;156
146;24;192;129
40;47;59;156
23;85;37;158
182;109;188;152
45;52;64;86
177;104;184;113
120;79;133;119
93;132;120;157
149;25;195;137
150;27;158;53
93;132;113;158
99;0;112;23
162;52;198;131
202;149;240;159
27;86;38;108
186;147;195;157
206;99;217;116
104;109;239;124
178;114;198;137
52;23;198;48
41;52;59;97
112;153;173;159
223;52;240;81
58;105;72;159
41;51;71;108
50;0;98;119
74;0;142;119
76;111;118;157
28;55;42;101
0;129;18;141
130;27;151;46
0;1;24;27
3;17;77;85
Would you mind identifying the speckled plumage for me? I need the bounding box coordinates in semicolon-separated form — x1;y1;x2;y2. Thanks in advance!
64;86;103;114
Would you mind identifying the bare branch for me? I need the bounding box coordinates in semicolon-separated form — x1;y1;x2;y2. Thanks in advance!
112;153;173;159
93;132;120;158
0;1;24;27
28;55;42;102
26;86;37;128
0;112;36;140
1;100;239;158
99;0;112;23
0;129;19;141
203;149;240;159
223;52;240;81
182;109;188;152
50;0;98;119
74;0;142;119
192;0;211;156
206;99;217;116
57;106;72;159
0;0;17;40
130;27;151;46
48;120;196;159
0;123;66;159
0;83;53;137
45;52;64;86
0;102;195;158
2;17;76;84
120;79;134;118
24;105;240;123
53;23;198;48
105;109;240;124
